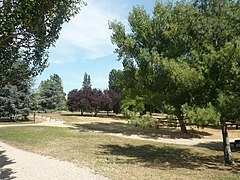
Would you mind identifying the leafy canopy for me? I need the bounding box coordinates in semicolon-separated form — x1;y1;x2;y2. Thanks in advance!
0;0;86;86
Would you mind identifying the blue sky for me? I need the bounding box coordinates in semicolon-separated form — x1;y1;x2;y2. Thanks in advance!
35;0;157;94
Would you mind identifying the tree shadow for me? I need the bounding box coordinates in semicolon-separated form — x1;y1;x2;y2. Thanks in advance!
194;142;240;172
61;112;125;120
98;143;233;171
194;142;224;151
0;150;16;179
75;122;213;139
195;141;240;153
0;117;32;123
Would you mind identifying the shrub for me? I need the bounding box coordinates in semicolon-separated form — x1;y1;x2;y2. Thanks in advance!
129;116;157;129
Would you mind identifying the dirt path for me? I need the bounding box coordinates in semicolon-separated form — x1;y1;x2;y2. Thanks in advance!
0;118;237;146
0;118;237;179
0;141;107;180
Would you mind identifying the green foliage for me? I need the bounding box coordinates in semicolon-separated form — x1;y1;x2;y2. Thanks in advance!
129;116;156;129
121;96;145;113
122;109;136;120
109;1;199;132
38;74;66;111
0;77;33;120
217;92;240;123
0;0;86;86
182;103;221;127
110;0;240;126
108;69;124;93
82;72;92;89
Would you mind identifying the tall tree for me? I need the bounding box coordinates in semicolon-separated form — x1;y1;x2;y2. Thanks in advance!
78;87;92;115
0;76;33;120
103;89;121;115
67;89;80;112
184;0;240;165
110;0;240;165
89;88;103;117
82;72;92;89
109;2;195;132
0;0;86;87
108;69;124;93
50;74;66;110
38;74;66;112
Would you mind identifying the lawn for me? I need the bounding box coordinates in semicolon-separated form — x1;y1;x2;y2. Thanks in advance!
0;124;239;179
34;111;240;140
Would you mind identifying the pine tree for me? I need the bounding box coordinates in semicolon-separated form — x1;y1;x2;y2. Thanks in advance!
82;72;92;89
38;74;66;112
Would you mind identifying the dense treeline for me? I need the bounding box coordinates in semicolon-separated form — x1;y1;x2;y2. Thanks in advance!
109;0;240;165
0;0;85;117
37;74;66;112
0;76;33;120
67;73;121;116
0;73;66;119
0;0;85;87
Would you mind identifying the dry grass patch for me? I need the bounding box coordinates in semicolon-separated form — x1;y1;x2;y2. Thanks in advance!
0;126;239;180
37;112;240;140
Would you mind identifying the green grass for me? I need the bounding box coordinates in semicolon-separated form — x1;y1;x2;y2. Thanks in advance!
35;112;213;139
0;126;239;180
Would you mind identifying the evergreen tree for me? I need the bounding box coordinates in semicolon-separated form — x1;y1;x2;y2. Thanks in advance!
0;77;33;120
82;72;92;89
110;0;240;165
38;74;66;112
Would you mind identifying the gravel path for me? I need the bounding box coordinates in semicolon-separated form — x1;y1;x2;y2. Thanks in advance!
0;117;235;179
0;118;236;146
0;141;107;180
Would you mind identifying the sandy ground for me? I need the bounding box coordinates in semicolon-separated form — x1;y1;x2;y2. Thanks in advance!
1;117;239;145
0;117;239;179
0;141;107;180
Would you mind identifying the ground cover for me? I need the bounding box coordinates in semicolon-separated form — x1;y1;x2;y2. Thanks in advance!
36;112;240;140
0;120;239;179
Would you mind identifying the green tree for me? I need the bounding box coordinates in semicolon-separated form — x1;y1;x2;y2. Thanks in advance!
108;69;124;93
38;74;66;112
0;0;86;87
183;0;240;165
110;0;240;165
0;76;33;120
82;72;92;89
50;74;66;110
109;2;195;132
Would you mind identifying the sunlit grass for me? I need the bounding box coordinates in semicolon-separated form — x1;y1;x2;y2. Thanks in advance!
0;126;239;180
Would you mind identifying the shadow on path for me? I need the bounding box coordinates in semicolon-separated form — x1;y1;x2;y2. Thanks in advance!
75;122;212;139
0;150;16;179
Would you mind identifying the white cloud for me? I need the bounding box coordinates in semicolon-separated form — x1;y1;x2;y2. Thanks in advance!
50;0;126;63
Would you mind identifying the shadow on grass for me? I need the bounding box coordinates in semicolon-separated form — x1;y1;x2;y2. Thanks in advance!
75;122;213;139
195;141;240;154
61;112;126;120
99;144;231;171
195;142;224;151
0;118;32;123
194;142;240;172
0;150;16;179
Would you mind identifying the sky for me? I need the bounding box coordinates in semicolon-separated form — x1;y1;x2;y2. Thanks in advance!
35;0;157;94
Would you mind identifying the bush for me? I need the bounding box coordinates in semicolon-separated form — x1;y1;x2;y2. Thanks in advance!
129;116;157;129
122;108;136;119
182;102;221;127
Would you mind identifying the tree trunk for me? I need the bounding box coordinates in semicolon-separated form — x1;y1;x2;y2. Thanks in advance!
221;122;234;165
33;112;36;123
177;115;187;133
